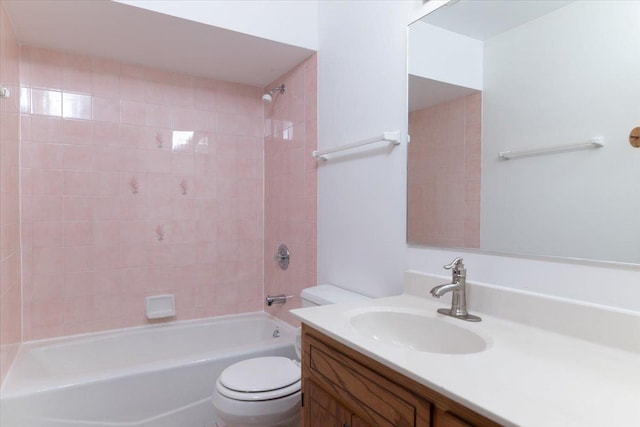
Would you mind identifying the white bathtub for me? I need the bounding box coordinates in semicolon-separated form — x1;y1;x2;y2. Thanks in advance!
0;312;297;427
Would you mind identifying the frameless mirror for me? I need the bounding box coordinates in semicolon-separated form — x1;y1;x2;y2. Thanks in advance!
407;0;640;265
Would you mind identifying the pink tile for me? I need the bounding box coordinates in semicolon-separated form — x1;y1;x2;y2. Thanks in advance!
147;105;171;128
23;142;62;169
27;196;64;221
147;128;171;150
121;149;147;172
170;243;196;266
92;222;119;248
94;146;122;171
62;119;92;145
92;97;120;123
33;247;64;276
121;244;148;268
217;113;262;137
63;271;95;297
93;246;121;271
63;196;93;221
91;58;120;97
95;172;120;196
147;151;172;173
120;221;147;245
63;171;94;196
172;197;194;220
147;266;173;291
32;221;64;248
121;100;147;125
63;145;94;170
31;296;65;327
31;116;62;142
93;269;123;294
64;222;93;247
121;267;148;295
0;224;19;259
171;220;195;244
94;293;123;320
120;125;146;148
29;46;64;90
194;87;216;112
147;242;173;267
64;246;95;272
63;294;96;324
63;53;92;94
20;113;32;140
17;46;316;338
92;122;120;146
93;197;121;220
62;93;92;120
29;168;62;195
120;195;148;220
31;88;62;116
119;75;148;102
172;153;194;175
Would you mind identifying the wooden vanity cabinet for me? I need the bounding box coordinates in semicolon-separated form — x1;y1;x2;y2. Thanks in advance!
301;325;501;427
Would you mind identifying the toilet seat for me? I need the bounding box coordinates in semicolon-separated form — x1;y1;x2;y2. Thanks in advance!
216;357;301;402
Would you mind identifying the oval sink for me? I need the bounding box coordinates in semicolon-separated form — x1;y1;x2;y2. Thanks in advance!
349;310;487;354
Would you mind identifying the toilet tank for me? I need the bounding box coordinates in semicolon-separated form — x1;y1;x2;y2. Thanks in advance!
300;284;369;307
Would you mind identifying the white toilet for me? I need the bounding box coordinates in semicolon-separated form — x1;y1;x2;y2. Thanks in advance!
212;285;369;427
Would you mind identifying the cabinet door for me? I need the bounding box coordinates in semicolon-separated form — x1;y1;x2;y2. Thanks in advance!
304;379;351;427
351;413;374;427
434;408;475;427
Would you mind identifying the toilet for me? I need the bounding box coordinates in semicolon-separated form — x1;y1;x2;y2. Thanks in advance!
212;285;369;427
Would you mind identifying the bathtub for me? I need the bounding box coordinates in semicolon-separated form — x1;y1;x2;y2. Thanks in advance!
0;312;297;427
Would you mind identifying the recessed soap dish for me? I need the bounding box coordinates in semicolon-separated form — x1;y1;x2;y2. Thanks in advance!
145;294;176;319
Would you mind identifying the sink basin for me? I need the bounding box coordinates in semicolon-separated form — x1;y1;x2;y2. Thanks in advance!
349;310;487;354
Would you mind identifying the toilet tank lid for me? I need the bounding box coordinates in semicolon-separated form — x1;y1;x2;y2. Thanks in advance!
300;284;369;305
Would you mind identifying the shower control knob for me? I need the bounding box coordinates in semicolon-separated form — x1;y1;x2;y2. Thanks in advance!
274;243;290;270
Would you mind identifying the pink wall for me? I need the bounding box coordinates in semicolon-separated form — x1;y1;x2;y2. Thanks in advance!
407;93;481;249
19;46;268;340
264;55;317;324
0;0;22;385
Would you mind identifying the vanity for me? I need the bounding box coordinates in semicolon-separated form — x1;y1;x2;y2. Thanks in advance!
291;271;640;427
301;324;498;427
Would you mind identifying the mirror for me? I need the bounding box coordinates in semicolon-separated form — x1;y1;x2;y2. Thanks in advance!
407;0;640;265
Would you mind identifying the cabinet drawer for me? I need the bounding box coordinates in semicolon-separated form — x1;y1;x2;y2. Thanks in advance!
308;336;418;427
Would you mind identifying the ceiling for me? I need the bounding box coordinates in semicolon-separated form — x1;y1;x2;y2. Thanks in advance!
3;0;315;88
422;0;573;41
409;0;574;112
408;75;478;112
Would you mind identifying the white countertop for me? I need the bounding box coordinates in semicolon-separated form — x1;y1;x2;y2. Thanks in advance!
290;275;640;426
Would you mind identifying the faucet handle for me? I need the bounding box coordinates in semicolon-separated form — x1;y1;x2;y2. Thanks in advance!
443;257;464;270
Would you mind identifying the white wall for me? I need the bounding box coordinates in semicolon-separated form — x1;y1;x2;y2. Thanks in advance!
317;1;640;312
409;21;482;90
317;0;421;297
114;0;318;50
481;1;640;264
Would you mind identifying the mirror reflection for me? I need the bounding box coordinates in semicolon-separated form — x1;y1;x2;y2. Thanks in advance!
407;0;640;265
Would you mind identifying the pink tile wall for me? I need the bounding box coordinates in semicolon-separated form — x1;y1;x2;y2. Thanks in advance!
264;55;317;325
407;92;481;248
20;45;266;340
0;0;22;385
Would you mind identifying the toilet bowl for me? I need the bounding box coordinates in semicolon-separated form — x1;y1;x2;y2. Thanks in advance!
212;285;369;427
212;356;301;427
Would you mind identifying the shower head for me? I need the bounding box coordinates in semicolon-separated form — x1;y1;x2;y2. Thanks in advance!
262;84;285;103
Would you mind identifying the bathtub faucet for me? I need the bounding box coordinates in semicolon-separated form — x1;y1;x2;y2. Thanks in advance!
265;294;292;306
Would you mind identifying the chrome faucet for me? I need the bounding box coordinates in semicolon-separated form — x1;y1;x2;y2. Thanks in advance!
430;257;481;322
